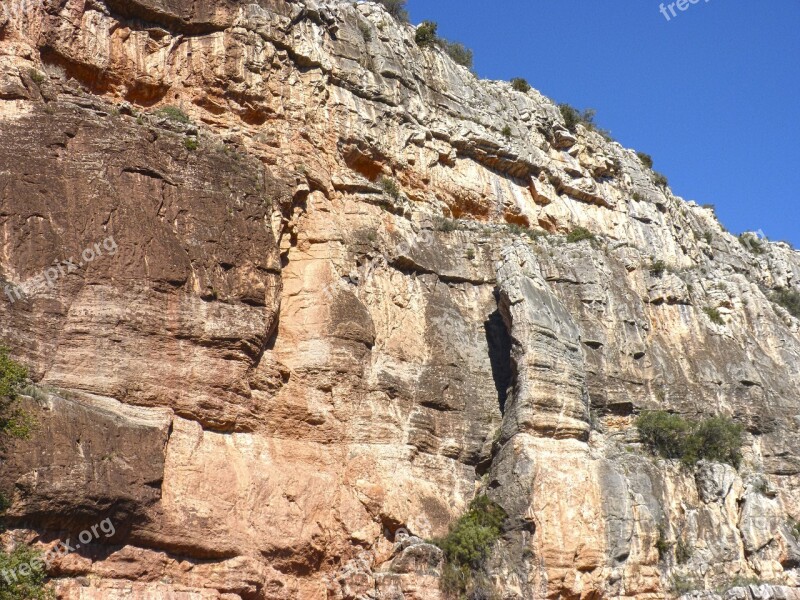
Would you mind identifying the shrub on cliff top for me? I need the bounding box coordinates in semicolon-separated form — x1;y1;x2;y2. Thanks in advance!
558;103;583;131
374;0;408;23
557;103;614;141
738;233;767;255
652;171;669;188
441;40;473;69
412;21;474;70
636;410;743;468
433;495;507;599
636;152;654;169
0;347;33;439
510;78;531;93
414;21;438;47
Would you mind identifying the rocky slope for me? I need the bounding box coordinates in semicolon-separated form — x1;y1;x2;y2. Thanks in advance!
1;1;799;598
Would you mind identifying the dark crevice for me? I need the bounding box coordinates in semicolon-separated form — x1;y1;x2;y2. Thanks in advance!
484;291;514;415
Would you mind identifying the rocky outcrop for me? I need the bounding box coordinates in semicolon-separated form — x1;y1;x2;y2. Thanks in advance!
1;1;799;598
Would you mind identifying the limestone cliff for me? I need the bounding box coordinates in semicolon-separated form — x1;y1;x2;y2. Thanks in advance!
1;1;799;599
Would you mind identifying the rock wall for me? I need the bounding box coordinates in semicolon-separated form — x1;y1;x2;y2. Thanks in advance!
0;1;799;598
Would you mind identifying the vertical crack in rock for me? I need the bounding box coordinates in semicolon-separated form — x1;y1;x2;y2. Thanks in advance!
494;241;589;442
486;240;597;598
484;289;514;415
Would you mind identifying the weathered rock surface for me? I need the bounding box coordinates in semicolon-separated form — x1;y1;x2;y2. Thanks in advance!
0;0;799;598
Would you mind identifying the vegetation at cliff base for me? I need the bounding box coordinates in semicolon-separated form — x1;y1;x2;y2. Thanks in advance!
636;410;743;468
433;495;507;599
0;347;33;439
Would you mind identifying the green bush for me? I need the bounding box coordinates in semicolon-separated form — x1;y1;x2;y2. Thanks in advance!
718;575;763;593
0;348;26;400
506;223;547;241
566;227;595;244
28;69;46;86
442;40;473;69
501;125;512;139
184;137;198;151
649;259;668;277
787;518;800;540
154;106;190;124
0;544;54;600
510;78;531;93
0;347;33;439
636;152;654;169
436;218;458;232
466;248;476;260
671;574;698;595
557;104;612;139
675;537;693;564
636;410;743;468
358;21;372;42
415;21;438;47
380;176;401;200
652;171;669;188
752;477;769;496
558;103;584;132
412;21;472;68
686;417;744;466
375;0;408;22
637;411;691;461
433;495;506;598
738;233;766;255
772;288;800;318
703;231;713;244
654;525;671;561
703;306;724;325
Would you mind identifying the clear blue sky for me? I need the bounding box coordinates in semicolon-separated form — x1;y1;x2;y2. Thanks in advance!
406;0;800;247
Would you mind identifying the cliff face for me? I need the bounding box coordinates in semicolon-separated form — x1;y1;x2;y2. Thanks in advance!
1;1;800;599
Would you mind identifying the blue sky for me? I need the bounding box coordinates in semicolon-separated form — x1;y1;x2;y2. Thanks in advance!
405;0;800;247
